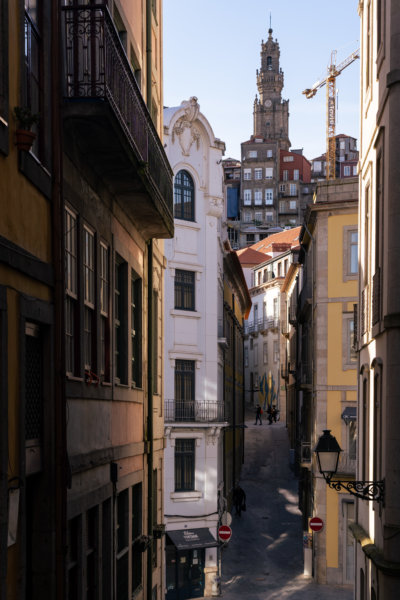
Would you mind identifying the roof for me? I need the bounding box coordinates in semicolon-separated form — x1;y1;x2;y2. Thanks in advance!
250;227;302;255
236;247;269;266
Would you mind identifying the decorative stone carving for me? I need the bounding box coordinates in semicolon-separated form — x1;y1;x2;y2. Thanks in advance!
206;427;221;445
206;196;223;218
172;97;201;156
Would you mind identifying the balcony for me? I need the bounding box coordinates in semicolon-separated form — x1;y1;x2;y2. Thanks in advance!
164;400;226;423
61;4;173;239
244;317;279;336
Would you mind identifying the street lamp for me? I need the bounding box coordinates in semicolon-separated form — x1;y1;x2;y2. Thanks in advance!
314;430;385;503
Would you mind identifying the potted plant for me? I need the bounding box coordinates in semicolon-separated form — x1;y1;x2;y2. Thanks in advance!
13;106;40;151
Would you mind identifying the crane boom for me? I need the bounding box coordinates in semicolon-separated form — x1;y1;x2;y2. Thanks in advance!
302;49;360;180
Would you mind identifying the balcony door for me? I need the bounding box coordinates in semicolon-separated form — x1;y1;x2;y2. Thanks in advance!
175;360;195;421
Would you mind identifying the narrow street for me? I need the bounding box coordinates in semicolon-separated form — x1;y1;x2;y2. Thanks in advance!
217;407;354;600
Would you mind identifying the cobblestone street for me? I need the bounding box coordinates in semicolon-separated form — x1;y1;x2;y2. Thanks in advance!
214;409;354;600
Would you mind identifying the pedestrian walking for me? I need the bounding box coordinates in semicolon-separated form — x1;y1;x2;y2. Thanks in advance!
255;405;262;425
232;484;246;517
267;405;273;425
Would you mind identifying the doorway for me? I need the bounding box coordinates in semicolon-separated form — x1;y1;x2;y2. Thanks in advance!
166;546;205;600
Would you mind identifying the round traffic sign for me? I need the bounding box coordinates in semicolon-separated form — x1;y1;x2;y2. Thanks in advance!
309;517;324;532
218;525;232;542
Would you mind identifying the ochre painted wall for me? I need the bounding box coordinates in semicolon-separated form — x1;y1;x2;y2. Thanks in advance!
326;487;339;568
327;214;358;299
327;303;356;387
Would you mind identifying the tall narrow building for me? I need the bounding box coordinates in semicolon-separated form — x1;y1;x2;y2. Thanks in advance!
236;27;312;248
253;27;290;149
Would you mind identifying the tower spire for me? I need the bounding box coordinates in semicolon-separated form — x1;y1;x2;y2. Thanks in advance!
269;11;272;35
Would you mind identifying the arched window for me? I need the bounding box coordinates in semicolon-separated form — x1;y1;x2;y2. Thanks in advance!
174;170;194;221
267;56;272;69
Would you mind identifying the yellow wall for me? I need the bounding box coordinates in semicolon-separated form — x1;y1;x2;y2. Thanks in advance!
326;487;339;568
327;214;358;299
326;390;343;447
327;303;356;387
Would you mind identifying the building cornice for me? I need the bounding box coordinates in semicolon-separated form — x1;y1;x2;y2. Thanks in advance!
350;522;400;577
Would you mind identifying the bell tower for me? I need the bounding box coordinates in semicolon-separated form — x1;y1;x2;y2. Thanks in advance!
253;27;290;149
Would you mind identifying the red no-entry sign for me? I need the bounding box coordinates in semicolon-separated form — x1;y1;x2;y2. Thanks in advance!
218;525;232;542
309;517;324;532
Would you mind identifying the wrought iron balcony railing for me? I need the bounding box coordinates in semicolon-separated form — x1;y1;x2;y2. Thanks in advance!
61;3;173;238
244;317;279;335
164;400;226;423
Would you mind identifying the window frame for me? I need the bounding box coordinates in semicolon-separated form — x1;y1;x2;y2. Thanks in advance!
243;189;252;205
65;207;79;377
343;225;358;282
114;255;128;384
174;439;195;492
131;269;142;387
254;189;262;205
83;226;95;372
174;269;195;311
342;312;357;370
174;170;195;221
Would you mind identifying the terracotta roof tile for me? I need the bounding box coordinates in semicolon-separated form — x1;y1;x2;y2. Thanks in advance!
250;226;301;255
236;247;270;266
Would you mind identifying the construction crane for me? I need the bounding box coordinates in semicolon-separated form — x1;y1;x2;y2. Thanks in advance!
303;48;360;180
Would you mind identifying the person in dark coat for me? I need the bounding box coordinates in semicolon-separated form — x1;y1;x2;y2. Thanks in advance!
233;485;246;517
255;405;262;425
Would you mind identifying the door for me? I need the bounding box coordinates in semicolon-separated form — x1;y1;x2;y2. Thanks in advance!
167;548;204;600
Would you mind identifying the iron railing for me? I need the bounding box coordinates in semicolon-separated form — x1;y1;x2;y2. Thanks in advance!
164;400;226;423
244;317;279;335
61;3;172;212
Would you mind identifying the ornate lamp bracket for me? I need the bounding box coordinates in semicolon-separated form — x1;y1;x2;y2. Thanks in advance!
325;475;385;504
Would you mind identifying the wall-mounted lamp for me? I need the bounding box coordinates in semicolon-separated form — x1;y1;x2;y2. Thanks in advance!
314;430;385;504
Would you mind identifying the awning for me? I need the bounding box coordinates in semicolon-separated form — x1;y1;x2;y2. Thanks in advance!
341;407;357;424
167;528;217;550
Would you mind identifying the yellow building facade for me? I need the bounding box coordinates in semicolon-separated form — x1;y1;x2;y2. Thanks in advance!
299;179;358;585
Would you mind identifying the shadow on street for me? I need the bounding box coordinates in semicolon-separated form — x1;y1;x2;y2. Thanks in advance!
212;405;353;600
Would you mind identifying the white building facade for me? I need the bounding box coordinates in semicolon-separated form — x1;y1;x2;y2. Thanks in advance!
244;250;294;423
163;98;227;600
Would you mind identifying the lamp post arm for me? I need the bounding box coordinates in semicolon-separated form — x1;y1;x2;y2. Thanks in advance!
325;476;385;504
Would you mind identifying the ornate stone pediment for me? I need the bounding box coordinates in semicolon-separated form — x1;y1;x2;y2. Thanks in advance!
172;97;201;156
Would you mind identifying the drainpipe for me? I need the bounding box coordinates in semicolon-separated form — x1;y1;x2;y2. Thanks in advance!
52;1;66;598
147;239;154;600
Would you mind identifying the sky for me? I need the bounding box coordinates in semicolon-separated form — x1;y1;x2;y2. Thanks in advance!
163;0;360;162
